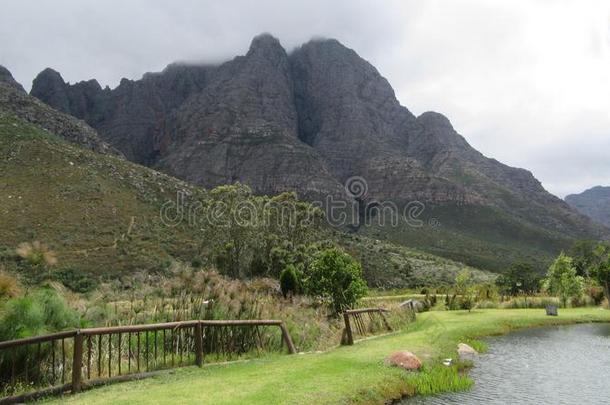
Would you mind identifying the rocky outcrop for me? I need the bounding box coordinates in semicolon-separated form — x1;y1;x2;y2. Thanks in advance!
0;66;25;93
566;186;610;228
0;68;119;155
28;34;609;271
385;351;422;371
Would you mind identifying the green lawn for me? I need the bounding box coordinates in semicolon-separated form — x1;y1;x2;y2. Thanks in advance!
48;308;610;404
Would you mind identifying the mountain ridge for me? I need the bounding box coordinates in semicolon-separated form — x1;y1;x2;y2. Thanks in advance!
26;34;608;271
566;186;610;228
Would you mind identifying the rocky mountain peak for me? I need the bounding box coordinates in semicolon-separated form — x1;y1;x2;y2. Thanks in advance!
30;67;70;112
417;111;454;130
247;33;285;59
0;65;25;93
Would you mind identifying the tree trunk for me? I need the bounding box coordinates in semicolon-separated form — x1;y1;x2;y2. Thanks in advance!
604;282;610;309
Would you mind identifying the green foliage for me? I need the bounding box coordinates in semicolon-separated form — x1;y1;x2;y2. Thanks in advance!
495;262;542;296
279;264;300;297
52;267;98;293
543;253;584;307
0;288;81;341
454;269;477;312
591;243;610;304
304;248;368;314
405;364;473;396
569;240;598;277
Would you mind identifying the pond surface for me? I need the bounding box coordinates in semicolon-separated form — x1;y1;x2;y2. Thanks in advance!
406;322;610;405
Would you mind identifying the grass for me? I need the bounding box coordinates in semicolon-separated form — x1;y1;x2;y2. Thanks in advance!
46;308;610;404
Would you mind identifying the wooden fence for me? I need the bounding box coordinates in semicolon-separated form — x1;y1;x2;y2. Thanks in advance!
0;319;295;404
341;307;415;345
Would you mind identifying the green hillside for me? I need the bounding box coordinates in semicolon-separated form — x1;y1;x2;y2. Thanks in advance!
0;113;492;288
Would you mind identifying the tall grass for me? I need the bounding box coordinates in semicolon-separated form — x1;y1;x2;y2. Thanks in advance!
405;364;473;396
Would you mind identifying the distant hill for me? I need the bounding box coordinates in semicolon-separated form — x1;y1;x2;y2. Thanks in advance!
28;34;608;271
566;186;610;228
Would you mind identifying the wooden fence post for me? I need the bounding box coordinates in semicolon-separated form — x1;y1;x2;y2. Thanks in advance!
194;322;203;367
279;323;297;354
342;313;354;345
72;331;83;393
378;309;392;332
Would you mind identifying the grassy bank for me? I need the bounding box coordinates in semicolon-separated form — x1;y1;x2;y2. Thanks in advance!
46;308;610;404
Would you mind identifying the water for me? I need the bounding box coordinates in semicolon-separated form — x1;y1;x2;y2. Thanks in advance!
405;323;610;405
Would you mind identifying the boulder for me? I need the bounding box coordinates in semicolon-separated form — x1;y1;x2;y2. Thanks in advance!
385;351;422;371
457;343;478;361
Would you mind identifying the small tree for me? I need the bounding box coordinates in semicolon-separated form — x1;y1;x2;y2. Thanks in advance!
543;253;584;308
496;262;541;297
455;269;477;312
591;244;610;306
279;265;300;298
304;248;367;314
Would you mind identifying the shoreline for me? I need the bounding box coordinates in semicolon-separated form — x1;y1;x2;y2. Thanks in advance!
46;308;610;404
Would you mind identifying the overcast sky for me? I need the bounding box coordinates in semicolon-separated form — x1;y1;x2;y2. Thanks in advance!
1;0;608;197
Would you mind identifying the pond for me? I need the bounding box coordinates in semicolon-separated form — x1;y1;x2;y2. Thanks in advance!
405;322;610;404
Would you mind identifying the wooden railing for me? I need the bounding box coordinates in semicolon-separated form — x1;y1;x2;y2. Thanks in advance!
341;306;416;345
0;319;295;404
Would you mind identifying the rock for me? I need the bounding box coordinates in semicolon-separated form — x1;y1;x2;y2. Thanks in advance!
0;69;120;156
545;305;558;316
457;343;478;362
385;351;422;371
0;65;25;93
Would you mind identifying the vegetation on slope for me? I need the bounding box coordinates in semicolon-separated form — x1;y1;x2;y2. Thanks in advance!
0;113;491;289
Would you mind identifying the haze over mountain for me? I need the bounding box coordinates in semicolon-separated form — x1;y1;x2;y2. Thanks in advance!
27;34;608;271
566;186;610;228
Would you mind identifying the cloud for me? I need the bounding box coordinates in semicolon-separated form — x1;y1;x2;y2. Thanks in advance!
0;0;608;197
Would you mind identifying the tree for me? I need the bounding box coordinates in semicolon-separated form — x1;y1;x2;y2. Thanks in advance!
543;253;584;308
279;265;300;298
569;240;598;277
495;262;541;297
455;269;477;312
304;248;368;314
591;243;610;306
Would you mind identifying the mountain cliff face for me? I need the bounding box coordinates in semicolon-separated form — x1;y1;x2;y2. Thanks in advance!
0;66;118;155
566;186;610;228
28;34;608;270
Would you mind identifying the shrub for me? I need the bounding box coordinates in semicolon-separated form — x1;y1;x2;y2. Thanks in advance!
15;241;57;267
280;265;300;297
0;269;21;299
0;288;81;341
52;267;98;293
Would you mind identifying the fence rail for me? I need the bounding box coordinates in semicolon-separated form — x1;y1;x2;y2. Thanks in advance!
341;307;414;345
0;319;295;404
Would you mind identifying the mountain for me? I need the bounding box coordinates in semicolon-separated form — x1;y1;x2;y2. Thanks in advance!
566;186;610;228
0;69;490;287
0;66;119;155
29;34;608;271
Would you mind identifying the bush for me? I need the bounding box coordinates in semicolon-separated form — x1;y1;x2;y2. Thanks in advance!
280;265;300;297
0;269;21;299
304;248;368;314
52;267;98;293
0;288;81;341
